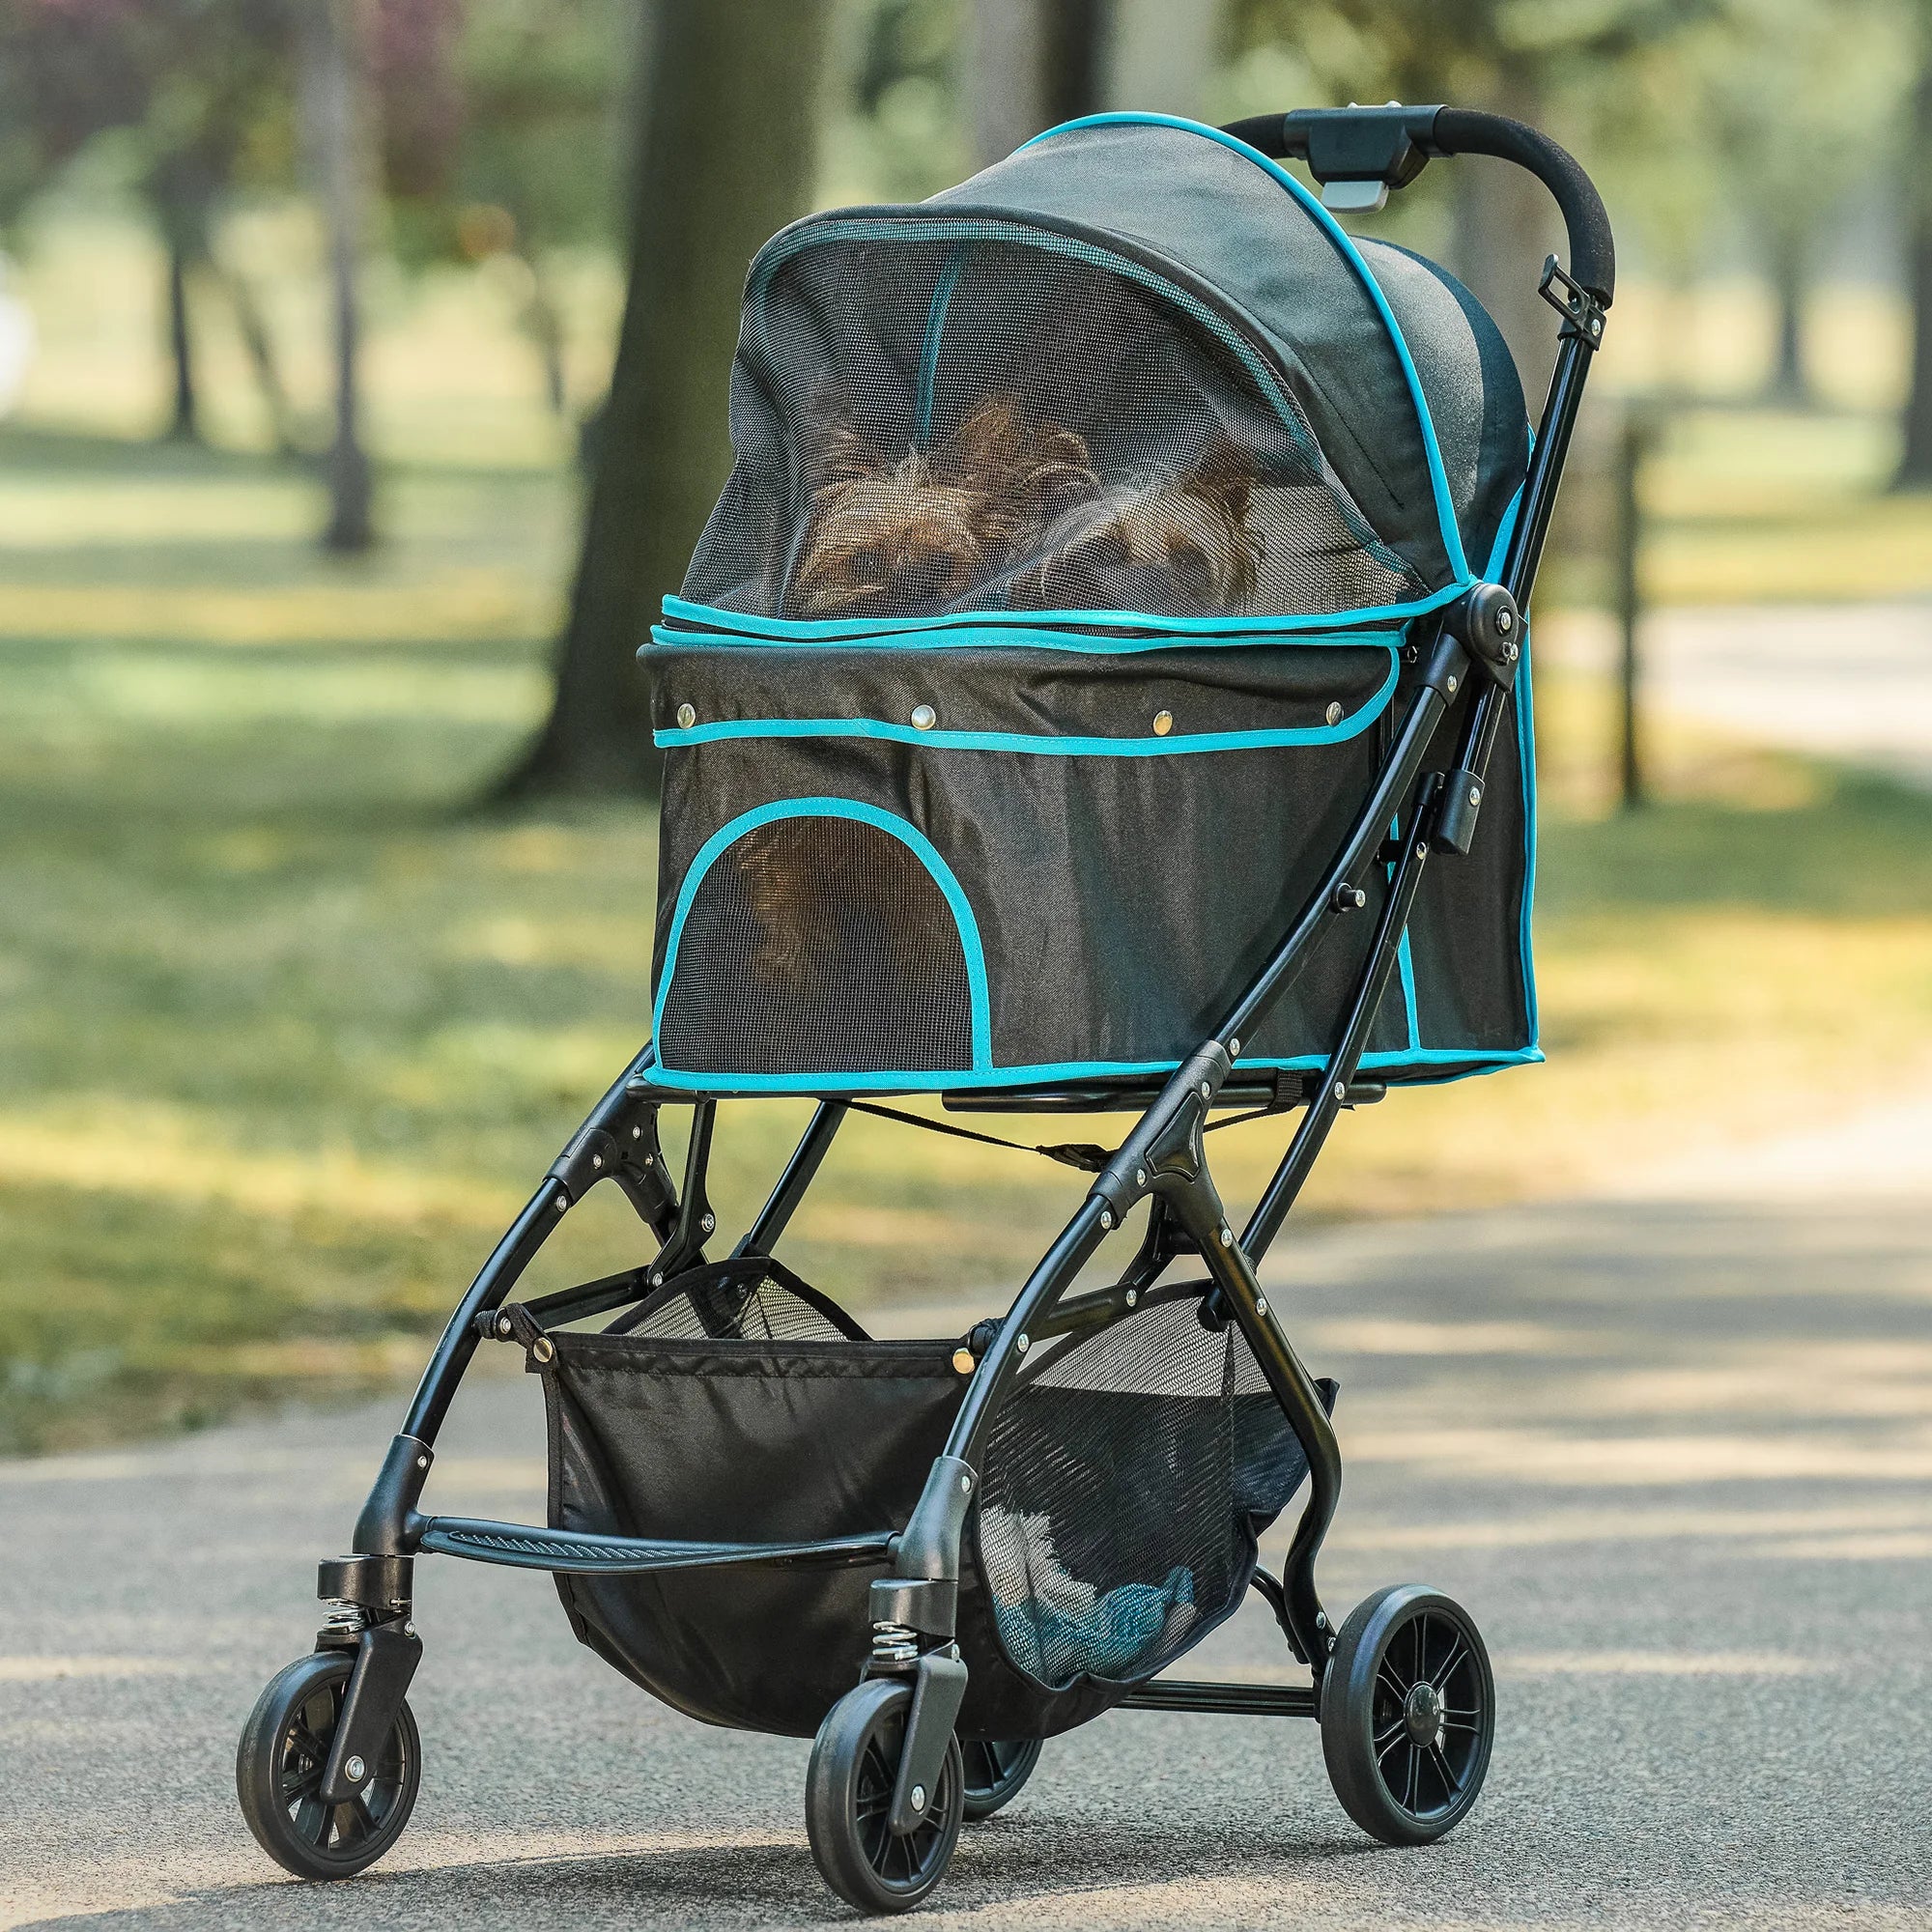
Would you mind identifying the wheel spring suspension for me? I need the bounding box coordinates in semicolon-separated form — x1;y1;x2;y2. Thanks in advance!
870;1621;920;1668
317;1599;369;1647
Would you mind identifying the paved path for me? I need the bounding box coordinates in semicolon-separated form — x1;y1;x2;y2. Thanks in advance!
7;1114;1930;1929
1545;599;1932;787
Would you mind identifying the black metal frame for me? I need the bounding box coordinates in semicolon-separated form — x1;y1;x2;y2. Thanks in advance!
299;107;1611;1816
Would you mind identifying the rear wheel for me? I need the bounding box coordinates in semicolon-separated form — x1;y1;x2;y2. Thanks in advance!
236;1651;420;1880
806;1677;963;1913
1319;1585;1493;1845
960;1736;1041;1821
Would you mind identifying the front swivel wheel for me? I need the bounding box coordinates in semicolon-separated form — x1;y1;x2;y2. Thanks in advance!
1320;1584;1494;1845
807;1677;964;1913
236;1651;420;1879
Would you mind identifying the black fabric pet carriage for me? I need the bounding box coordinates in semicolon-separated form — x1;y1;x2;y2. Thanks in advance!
237;106;1614;1913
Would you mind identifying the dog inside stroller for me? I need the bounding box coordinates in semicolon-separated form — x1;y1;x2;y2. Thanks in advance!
235;105;1613;1913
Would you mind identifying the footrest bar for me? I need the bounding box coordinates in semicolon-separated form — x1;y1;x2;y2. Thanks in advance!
1119;1679;1318;1719
418;1517;895;1576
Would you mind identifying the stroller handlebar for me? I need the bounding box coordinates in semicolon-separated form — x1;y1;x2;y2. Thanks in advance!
1223;104;1615;307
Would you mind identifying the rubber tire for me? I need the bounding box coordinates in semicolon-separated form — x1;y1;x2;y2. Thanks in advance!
236;1650;421;1880
960;1737;1042;1821
1320;1584;1494;1846
806;1677;965;1913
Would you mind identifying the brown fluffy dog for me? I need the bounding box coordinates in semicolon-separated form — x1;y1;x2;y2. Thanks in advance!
787;395;1099;617
1009;441;1259;614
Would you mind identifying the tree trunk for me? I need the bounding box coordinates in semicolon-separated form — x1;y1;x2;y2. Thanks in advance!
967;0;1106;169
1766;220;1809;405
496;0;835;800
216;259;299;455
1449;56;1563;407
303;0;375;550
163;238;198;441
1898;3;1932;485
1103;0;1220;118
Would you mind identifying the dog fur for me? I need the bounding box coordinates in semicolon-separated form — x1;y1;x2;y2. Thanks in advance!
787;395;1099;617
1008;440;1259;614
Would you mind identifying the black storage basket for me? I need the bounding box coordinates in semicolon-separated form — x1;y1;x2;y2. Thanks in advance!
533;1258;1318;1739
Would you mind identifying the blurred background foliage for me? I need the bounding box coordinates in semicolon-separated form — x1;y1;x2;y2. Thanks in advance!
2;0;1930;1450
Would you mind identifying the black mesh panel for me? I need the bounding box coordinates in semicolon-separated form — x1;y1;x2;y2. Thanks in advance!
685;231;1425;622
976;1294;1305;1689
656;814;975;1076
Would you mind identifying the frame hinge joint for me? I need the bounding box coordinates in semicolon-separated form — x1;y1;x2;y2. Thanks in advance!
1540;254;1605;347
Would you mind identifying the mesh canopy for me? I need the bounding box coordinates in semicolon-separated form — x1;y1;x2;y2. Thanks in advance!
685;119;1525;627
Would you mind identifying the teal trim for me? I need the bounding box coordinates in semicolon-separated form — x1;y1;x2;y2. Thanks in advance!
915;247;967;444
640;1043;1544;1097
1482;478;1538;1057
651;800;992;1077
1397;929;1419;1053
662;589;1459;641
1025;112;1472;584
654;613;1403;656
652;652;1396;758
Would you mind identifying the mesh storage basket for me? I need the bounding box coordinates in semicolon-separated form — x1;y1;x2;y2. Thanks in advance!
531;1261;1318;1739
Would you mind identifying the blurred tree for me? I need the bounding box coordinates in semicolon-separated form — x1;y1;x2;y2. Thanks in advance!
1900;0;1932;482
0;0;295;445
1231;0;1703;392
498;0;837;799
965;0;1105;167
374;0;628;417
300;0;376;550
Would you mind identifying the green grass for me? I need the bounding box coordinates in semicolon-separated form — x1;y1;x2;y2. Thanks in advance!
3;219;1931;1451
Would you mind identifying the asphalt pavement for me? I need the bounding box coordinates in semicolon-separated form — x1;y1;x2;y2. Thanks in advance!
8;1105;1930;1929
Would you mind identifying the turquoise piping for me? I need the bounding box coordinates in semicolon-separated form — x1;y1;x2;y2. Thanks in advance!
652;651;1396;759
652;800;991;1077
914;247;968;444
654;612;1403;656
1023;111;1472;584
640;1043;1543;1097
662;589;1460;641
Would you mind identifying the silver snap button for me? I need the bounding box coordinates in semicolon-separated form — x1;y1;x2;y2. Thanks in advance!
1152;709;1174;736
1324;700;1344;725
911;703;936;730
675;702;696;728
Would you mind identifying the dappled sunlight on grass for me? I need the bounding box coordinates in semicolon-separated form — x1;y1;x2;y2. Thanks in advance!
2;406;1931;1449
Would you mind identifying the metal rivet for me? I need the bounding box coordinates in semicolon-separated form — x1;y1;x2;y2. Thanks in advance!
1152;709;1173;736
650;1271;664;1288
496;1316;511;1337
1469;785;1482;805
911;703;936;730
1098;1208;1114;1230
1228;1037;1240;1056
960;1473;972;1492
1446;675;1459;694
554;1195;567;1211
532;1337;554;1364
1333;1081;1347;1102
1497;609;1513;632
1135;1167;1147;1187
590;1153;602;1169
1218;1227;1233;1247
675;702;696;729
344;1754;366;1783
1200;1081;1211;1098
1015;1334;1030;1353
403;1622;416;1637
1324;700;1343;725
1256;1296;1268;1316
1416;840;1429;858
1316;1611;1328;1630
416;1456;429;1469
631;1124;641;1139
952;1348;975;1375
1124;1288;1139;1308
910;1784;926;1810
700;1211;715;1234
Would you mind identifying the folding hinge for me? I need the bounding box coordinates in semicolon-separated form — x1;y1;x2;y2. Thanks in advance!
1540;255;1605;347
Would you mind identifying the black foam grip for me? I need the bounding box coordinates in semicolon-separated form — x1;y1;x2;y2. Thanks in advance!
1429;108;1616;303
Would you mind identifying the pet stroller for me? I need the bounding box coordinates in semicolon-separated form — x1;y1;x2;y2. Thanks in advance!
237;106;1613;1912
